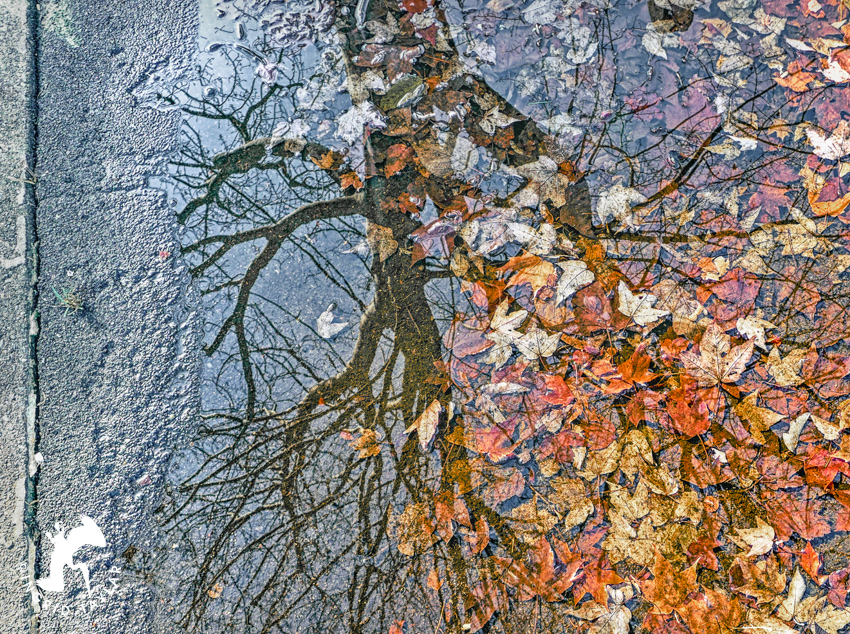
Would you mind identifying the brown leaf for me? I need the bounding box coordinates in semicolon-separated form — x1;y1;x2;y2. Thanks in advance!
681;322;754;386
366;223;399;262
640;549;699;614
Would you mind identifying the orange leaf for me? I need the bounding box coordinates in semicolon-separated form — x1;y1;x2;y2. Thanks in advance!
641;549;699;614
384;144;415;177
498;255;555;293
470;517;490;554
809;188;850;217
312;151;337;170
774;70;817;92
573;553;623;605
800;541;826;585
340;171;364;191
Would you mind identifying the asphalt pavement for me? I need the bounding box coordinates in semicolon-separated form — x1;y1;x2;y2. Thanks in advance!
0;1;202;632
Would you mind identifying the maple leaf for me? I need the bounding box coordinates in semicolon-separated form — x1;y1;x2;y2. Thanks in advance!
604;344;658;394
729;555;787;605
807;121;850;160
800;599;850;634
681;322;754;387
556;260;595;305
515;325;561;360
677;588;746;634
666;379;711;437
608;480;650;522
506;498;559;544
390;502;435;556
640;549;698;614
366;223;398;262
540;374;574;406
478;106;519;135
495;536;578;601
573;554;624;605
340;171;364;190
759;488;832;541
340;427;382;459
765;347;806;387
384;143;415;177
774;68;817;92
734;392;785;445
686;535;721;571
733;517;775;557
616;281;670;327
736;315;776;350
596;183;648;228
509;155;574;208
498;254;556;293
744;610;797;634
550;477;594;530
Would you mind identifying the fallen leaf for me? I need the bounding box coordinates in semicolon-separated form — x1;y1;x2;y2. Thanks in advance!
556;260;595;305
681;322;754;386
783;413;809;453
733;517;775;557
776;568;806;621
405;399;443;451
617;281;670;327
736;315;776;350
641;549;699;614
366;223;399;262
316;303;349;338
766;347;807;387
735;392;785;444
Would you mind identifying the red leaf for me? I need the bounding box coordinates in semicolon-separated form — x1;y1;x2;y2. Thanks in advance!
759;488;832;541
800;541;825;585
385;144;415;177
573;553;623;605
687;536;721;571
540;374;574;406
828;566;850;607
400;0;432;13
666;379;711;437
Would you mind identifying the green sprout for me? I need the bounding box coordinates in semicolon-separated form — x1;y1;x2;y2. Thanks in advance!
51;285;83;316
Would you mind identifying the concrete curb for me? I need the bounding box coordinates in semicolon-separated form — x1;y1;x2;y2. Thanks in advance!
0;0;39;631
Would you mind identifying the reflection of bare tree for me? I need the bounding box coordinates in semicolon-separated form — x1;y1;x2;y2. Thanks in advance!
155;2;841;633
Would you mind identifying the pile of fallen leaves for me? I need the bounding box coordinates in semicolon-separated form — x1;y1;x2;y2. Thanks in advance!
307;0;850;630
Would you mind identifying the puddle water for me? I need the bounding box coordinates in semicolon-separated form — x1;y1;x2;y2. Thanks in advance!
152;0;850;631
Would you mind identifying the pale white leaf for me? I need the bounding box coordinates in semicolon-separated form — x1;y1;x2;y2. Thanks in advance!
556;260;595;305
736;315;776;350
782;413;809;453
616;281;670;327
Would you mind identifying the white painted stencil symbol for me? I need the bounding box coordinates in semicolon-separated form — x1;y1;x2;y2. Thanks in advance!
36;515;106;596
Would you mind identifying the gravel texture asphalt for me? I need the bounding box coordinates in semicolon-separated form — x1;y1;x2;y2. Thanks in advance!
0;0;202;632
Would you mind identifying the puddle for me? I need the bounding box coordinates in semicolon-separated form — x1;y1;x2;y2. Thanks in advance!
153;0;850;631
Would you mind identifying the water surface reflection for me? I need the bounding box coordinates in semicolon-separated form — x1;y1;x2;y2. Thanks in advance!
156;0;850;632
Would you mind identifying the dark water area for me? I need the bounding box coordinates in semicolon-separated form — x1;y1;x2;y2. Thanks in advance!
151;0;850;632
